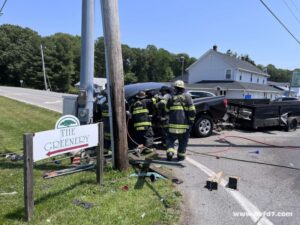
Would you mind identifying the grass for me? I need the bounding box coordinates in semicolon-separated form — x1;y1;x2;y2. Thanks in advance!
0;96;181;225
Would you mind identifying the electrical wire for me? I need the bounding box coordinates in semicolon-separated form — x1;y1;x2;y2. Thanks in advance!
0;0;8;15
187;149;300;171
220;135;300;150
282;0;300;24
259;0;300;45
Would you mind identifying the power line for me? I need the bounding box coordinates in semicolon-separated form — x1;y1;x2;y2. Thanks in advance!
282;0;300;25
259;0;300;45
0;0;8;15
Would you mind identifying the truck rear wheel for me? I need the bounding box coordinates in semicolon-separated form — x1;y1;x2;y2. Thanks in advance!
193;115;213;138
285;117;298;132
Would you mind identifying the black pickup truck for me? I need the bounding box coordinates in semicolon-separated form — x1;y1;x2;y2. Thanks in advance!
124;82;227;138
227;99;300;131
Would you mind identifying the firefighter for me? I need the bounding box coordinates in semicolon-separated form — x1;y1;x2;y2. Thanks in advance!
166;80;196;161
130;90;156;152
98;90;111;153
156;86;172;149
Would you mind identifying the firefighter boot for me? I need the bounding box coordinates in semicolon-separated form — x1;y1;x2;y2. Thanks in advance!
167;152;174;161
177;152;186;161
166;148;176;161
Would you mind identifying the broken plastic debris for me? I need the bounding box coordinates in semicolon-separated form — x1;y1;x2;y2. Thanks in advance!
72;199;94;209
121;185;129;191
249;150;260;154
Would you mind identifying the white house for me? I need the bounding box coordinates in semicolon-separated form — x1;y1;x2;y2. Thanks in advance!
183;46;282;99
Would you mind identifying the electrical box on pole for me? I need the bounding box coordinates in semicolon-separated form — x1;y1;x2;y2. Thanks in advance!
100;0;128;170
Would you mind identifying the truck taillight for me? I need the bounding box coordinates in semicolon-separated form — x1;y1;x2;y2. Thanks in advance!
224;98;228;107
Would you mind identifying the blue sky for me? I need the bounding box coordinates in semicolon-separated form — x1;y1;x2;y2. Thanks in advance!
0;0;299;70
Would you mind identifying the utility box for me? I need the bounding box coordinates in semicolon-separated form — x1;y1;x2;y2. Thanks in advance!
63;95;78;116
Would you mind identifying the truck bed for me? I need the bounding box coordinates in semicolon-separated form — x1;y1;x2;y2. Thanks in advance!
228;99;300;129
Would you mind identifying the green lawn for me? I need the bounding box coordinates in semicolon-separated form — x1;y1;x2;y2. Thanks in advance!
0;96;181;225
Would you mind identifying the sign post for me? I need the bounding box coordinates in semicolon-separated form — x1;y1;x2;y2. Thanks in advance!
23;133;34;222
23;115;104;221
96;122;104;185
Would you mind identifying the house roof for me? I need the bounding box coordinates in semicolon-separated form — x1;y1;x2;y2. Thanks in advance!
186;49;269;77
185;80;282;93
267;81;290;87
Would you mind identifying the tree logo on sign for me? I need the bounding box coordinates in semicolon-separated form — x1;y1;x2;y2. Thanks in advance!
55;115;80;129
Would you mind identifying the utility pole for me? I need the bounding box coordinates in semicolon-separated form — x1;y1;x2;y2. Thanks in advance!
40;44;48;91
180;56;185;81
79;0;94;124
100;0;128;170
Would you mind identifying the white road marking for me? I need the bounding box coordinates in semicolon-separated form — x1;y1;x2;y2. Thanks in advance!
186;157;274;225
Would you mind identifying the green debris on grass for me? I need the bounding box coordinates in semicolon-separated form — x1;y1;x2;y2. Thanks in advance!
0;96;181;225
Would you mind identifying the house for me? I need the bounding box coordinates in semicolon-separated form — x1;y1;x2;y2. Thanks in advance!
185;81;282;99
75;77;107;93
180;46;282;99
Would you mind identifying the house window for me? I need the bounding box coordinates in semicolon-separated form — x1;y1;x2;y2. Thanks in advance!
223;91;227;95
250;74;253;82
225;69;232;79
257;78;259;83
263;79;265;84
239;75;242;81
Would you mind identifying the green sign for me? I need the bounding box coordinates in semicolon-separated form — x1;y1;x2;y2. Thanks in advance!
291;71;300;87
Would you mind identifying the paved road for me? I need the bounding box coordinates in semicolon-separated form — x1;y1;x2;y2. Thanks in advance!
0;86;76;113
174;128;300;225
1;86;299;225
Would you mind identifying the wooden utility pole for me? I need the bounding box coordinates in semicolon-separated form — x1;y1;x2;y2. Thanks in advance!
100;0;128;170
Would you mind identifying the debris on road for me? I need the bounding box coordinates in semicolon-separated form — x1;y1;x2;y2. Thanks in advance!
130;172;166;182
227;176;240;190
249;150;260;154
205;171;223;191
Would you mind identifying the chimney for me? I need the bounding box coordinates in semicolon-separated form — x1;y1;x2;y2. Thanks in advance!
241;56;245;61
213;45;218;51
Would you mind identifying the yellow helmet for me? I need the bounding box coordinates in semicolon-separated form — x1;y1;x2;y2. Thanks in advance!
173;80;185;89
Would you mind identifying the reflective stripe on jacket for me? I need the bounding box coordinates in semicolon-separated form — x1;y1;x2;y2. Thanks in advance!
167;93;196;134
130;99;154;131
99;101;111;136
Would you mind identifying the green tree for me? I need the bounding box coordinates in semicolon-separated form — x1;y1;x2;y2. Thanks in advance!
0;24;43;88
43;33;77;92
94;37;106;78
124;72;138;84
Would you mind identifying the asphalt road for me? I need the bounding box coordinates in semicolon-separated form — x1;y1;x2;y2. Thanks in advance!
174;128;300;225
1;86;299;225
0;86;75;113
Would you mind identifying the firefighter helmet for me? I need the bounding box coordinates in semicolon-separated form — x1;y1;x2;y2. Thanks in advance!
173;80;185;89
136;91;146;99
